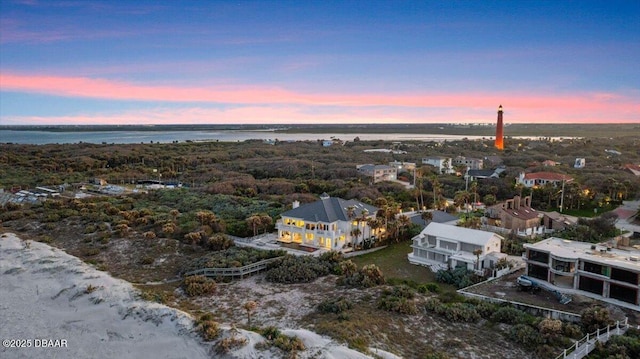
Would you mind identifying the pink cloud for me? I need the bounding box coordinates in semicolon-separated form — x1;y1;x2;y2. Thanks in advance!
1;73;639;124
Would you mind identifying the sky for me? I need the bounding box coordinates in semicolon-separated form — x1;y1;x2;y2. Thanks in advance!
0;0;639;125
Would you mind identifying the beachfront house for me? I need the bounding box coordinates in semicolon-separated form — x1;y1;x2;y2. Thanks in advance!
422;157;454;174
453;156;484;170
276;193;379;251
408;222;505;272
517;172;573;188
523;237;640;306
485;195;544;237
356;164;398;183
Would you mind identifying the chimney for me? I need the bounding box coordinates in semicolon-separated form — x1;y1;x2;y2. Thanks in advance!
514;195;521;209
292;200;300;209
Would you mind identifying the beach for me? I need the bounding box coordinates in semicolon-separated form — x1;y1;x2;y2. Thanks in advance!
0;233;400;359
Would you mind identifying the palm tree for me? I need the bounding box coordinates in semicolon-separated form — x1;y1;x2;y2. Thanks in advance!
243;301;257;327
350;228;362;248
359;208;370;245
470;181;478;209
246;214;262;236
396;214;411;242
421;210;433;225
473;248;483;271
259;214;273;234
454;190;471;218
430;176;442;210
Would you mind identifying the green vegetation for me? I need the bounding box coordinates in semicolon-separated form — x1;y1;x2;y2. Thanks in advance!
377;285;418;314
351;241;436;284
265;252;342;283
255;327;305;354
1;133;639;359
196;313;221;341
182;275;217;297
589;328;640;359
435;267;484;289
184;247;285;272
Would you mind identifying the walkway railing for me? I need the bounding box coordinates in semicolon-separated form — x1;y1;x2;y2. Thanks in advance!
183;257;282;279
554;318;630;359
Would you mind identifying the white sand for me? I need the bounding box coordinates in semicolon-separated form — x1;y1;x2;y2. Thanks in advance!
0;233;209;359
0;233;401;359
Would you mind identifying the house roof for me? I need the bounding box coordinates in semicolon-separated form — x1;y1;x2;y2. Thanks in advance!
543;211;578;225
525;237;640;273
280;195;378;223
420;222;502;246
468;169;498;178
624;164;640;176
523;172;573;181
409;210;458;227
358;164;395;171
490;203;541;221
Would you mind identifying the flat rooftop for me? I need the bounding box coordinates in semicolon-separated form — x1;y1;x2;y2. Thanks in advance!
525;237;640;273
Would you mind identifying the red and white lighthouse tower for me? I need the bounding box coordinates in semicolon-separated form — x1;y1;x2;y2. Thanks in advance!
494;105;504;150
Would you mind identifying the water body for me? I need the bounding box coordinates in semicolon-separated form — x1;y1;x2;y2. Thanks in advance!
0;129;490;145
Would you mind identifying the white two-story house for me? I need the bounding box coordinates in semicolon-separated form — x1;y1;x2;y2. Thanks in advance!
409;222;505;271
517;172;573;188
422;157;454;174
276;194;379;251
356;164;398;183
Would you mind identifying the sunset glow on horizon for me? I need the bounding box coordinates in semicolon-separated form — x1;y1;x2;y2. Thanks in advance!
1;1;639;125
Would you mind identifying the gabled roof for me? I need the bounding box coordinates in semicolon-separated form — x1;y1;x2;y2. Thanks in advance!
358;164;395;171
281;195;378;223
409;210;458;227
468;169;498;178
543;211;578;225
523;172;573;181
624;164;640;176
420;222;502;246
493;205;540;220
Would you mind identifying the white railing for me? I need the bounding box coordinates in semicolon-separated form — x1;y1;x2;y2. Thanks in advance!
554;318;630;359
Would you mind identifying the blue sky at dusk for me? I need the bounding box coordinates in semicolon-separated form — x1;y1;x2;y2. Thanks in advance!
1;0;638;125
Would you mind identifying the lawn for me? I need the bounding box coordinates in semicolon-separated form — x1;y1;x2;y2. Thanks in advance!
350;241;436;284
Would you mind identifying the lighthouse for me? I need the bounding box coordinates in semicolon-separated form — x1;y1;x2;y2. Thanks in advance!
495;105;504;150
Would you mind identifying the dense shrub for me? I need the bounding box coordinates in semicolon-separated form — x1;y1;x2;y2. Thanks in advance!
441;302;480;323
424;297;443;312
182;275;217;297
423;298;480;323
562;322;583;339
215;336;248;354
184;247;285;273
265;255;336;283
256;327;305;354
340;264;385;288
435;267;484;289
261;326;281;341
590;328;640;359
378;285;418;315
417;282;440;294
317;297;353;314
196;313;221;341
538;318;563;340
490;306;533;325
580;306;613;332
378;296;418;315
205;233;234;251
508;324;543;349
474;301;497;319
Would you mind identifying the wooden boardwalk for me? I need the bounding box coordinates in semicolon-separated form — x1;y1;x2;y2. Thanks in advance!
183;256;282;279
555;319;630;359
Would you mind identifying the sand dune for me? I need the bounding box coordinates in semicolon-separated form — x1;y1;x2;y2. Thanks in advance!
0;233;400;359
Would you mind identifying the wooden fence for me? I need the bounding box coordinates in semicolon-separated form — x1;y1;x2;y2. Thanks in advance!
183;256;283;279
554;318;630;359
